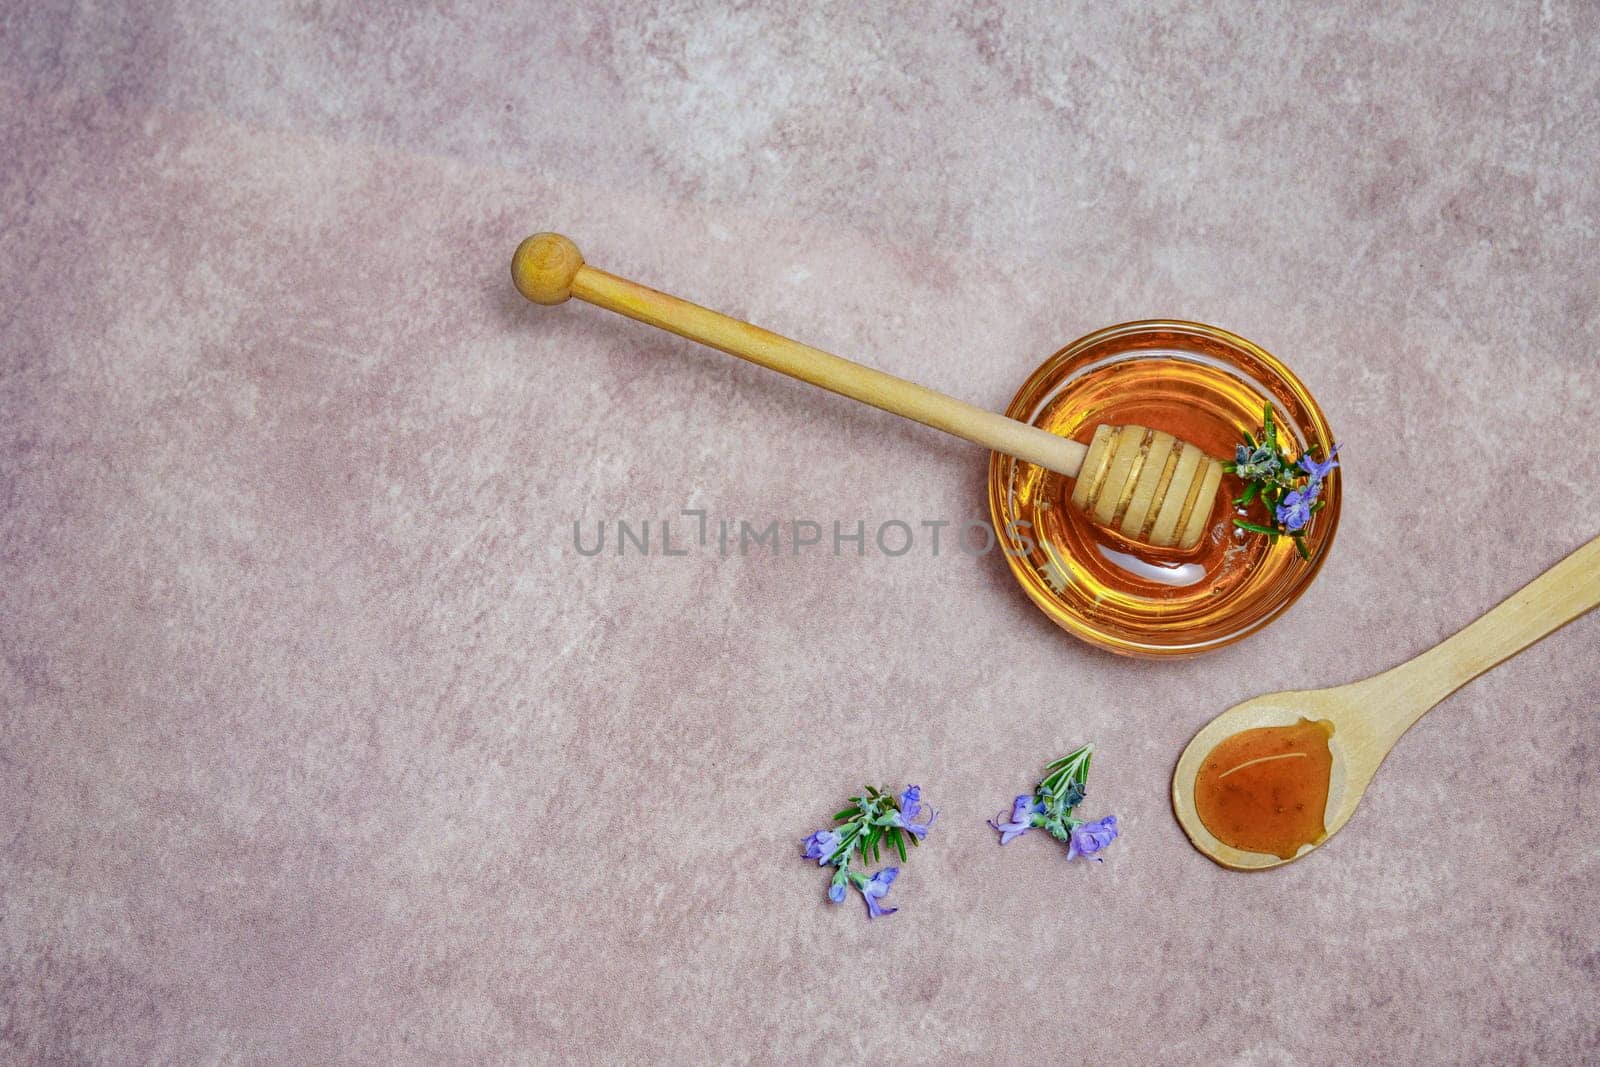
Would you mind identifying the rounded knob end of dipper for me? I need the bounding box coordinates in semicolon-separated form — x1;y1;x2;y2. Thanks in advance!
512;233;585;305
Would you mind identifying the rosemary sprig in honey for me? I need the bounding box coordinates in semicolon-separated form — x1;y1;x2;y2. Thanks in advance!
1223;403;1340;561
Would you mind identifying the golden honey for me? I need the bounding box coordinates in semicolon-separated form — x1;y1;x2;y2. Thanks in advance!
989;321;1340;656
1194;719;1335;860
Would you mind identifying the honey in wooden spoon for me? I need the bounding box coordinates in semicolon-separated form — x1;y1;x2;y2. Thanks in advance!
1194;719;1334;860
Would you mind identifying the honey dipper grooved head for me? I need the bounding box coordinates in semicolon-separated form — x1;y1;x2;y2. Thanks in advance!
512;233;584;305
1069;424;1225;550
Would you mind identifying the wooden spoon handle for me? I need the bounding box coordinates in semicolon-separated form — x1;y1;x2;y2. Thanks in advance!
1373;533;1600;735
511;233;1089;477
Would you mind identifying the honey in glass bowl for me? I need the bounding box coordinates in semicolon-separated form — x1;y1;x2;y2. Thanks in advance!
988;321;1340;657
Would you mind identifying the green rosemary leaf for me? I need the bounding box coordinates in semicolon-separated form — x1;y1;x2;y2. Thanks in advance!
832;809;855;822
1042;745;1094;802
1046;743;1092;771
1295;536;1311;561
1232;519;1279;535
890;827;907;862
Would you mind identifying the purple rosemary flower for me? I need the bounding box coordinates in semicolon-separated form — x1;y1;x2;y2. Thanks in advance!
886;811;935;840
802;829;843;866
990;794;1043;845
1275;482;1318;532
898;785;923;821
1298;445;1340;482
828;873;848;903
1067;816;1120;862
858;868;898;918
888;785;937;840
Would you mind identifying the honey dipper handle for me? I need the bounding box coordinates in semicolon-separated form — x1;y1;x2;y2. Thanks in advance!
1370;533;1600;739
511;233;1089;477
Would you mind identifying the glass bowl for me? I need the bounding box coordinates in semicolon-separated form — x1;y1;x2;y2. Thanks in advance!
988;320;1340;657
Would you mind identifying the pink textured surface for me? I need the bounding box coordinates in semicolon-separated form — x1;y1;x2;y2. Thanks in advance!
3;4;1598;1062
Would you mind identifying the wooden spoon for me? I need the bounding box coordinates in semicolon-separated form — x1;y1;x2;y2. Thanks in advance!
1173;533;1600;869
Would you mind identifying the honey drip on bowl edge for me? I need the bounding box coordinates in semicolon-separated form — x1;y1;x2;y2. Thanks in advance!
1194;718;1334;860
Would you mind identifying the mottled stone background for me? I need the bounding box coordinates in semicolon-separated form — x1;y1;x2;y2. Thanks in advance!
2;2;1597;1063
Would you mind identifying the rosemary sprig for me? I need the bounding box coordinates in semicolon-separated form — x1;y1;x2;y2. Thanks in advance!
803;785;935;918
1221;402;1341;561
990;744;1119;861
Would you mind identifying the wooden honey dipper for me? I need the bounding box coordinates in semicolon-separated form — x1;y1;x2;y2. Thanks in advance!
513;233;1227;550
